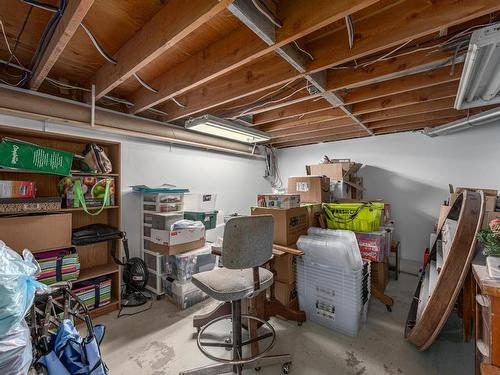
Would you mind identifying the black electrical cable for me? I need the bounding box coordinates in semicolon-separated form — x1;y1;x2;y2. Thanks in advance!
8;5;33;64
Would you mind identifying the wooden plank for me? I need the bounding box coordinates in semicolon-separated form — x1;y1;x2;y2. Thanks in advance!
372;117;465;134
352;82;459;115
270;124;360;143
129;0;378;113
160;0;500;120
29;0;95;90
342;65;462;105
307;0;500;73
268;118;355;137
257;108;346;131
256;67;462;133
272;130;369;148
253;98;331;125
92;0;230;99
367;110;466;129
360;97;457;123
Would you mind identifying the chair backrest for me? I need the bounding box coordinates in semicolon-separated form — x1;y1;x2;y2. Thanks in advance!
222;215;274;270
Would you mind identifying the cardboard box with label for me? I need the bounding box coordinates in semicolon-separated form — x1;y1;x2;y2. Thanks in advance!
257;194;300;209
306;160;361;181
251;206;308;246
287;176;330;204
150;227;205;255
272;253;295;284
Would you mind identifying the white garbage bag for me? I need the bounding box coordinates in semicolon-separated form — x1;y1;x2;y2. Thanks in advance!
0;240;47;337
0;321;32;375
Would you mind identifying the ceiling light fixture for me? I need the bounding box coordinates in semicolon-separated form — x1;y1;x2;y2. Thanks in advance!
185;115;271;144
455;22;500;109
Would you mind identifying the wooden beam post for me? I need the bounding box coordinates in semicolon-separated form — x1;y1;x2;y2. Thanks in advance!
29;0;95;90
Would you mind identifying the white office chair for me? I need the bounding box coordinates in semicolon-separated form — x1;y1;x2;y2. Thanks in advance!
180;215;292;375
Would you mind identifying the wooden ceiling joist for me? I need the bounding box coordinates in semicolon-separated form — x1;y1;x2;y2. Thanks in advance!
269;118;356;138
158;0;500;121
29;0;95;90
272;130;369;149
372;117;464;134
91;0;230;99
128;0;378;114
360;97;457;123
366;109;468;129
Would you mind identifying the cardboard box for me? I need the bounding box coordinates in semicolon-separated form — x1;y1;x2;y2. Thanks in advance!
371;257;389;292
287;176;330;204
251;206;308;246
483;211;500;230
0;180;36;198
453;187;498;210
273;253;295;284
274;280;297;307
257;194;300;209
150;227;206;255
303;203;321;228
485;196;497;212
437;204;452;232
0;213;72;253
306;160;361;181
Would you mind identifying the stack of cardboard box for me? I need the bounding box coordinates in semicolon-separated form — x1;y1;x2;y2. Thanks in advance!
305;159;364;201
438;186;499;231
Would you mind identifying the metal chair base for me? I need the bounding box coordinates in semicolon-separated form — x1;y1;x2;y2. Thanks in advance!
179;354;292;375
180;300;292;375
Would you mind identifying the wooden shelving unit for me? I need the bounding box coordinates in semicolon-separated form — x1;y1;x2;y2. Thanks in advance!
0;125;121;318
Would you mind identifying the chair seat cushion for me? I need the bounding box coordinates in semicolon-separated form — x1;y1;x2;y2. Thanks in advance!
192;267;274;302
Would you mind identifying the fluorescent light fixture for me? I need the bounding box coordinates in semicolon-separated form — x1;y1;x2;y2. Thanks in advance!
455;22;500;109
185;115;271;143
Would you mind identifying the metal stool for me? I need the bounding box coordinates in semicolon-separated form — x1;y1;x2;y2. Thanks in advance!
180;216;292;375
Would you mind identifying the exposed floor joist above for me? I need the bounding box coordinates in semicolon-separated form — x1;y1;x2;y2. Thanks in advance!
1;0;500;148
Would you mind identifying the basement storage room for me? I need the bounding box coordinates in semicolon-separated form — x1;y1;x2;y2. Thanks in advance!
2;1;500;375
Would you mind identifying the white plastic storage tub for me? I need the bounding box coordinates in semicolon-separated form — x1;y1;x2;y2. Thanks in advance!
164;244;216;282
183;193;217;211
297;230;370;337
162;277;208;309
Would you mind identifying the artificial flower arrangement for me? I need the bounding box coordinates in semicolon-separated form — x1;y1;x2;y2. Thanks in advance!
478;218;500;278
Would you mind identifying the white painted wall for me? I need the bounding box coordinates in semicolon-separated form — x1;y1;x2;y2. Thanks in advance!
0;114;270;257
277;124;500;263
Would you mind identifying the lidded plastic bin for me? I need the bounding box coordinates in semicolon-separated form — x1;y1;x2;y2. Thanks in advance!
354;231;387;262
162;277;208;309
164;244;215;282
296;229;370;337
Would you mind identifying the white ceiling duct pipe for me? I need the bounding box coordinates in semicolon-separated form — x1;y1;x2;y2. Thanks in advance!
423;105;500;137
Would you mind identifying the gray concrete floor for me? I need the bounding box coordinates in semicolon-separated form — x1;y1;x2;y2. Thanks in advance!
97;273;474;375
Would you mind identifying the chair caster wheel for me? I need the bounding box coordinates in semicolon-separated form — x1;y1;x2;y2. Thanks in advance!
254;367;261;371
386;305;392;312
282;362;291;374
297;321;303;326
156;295;162;301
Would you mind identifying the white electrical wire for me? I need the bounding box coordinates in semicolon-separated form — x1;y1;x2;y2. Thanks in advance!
133;72;158;93
21;0;58;12
80;22;118;65
345;15;354;49
171;97;186;108
238;85;308;116
251;0;282;28
0;20;24;67
293;41;314;60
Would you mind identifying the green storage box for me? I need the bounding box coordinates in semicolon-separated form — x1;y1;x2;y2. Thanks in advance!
184;211;218;230
0;138;73;176
322;202;384;232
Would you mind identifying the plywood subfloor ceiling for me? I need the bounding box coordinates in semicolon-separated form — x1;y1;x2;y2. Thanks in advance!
1;0;499;148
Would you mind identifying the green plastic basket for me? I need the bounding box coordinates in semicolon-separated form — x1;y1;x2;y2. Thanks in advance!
323;202;384;232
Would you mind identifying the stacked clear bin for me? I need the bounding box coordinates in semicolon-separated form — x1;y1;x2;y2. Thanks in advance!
161;244;217;309
297;229;371;337
141;192;184;296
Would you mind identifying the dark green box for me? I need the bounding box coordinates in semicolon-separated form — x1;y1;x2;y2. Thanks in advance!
184;211;218;230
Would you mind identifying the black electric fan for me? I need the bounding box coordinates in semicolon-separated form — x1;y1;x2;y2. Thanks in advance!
111;233;150;308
